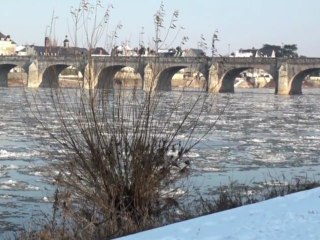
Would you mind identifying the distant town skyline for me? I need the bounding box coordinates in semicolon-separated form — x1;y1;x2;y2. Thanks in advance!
2;0;320;57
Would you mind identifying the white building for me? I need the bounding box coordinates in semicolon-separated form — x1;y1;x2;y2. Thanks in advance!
233;48;276;58
233;48;257;57
16;45;27;56
0;32;16;55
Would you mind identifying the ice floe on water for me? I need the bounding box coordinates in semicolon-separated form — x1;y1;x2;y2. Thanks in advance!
0;180;19;190
42;196;51;202
250;138;266;143
0;171;8;178
202;167;220;172
0;149;41;159
254;153;287;164
3;164;19;170
33;171;44;176
185;152;200;158
25;185;40;191
0;179;40;191
0;194;12;199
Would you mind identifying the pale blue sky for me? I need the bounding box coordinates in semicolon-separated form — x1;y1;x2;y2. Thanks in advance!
1;0;320;56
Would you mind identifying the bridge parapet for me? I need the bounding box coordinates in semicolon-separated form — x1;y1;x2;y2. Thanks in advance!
285;57;320;64
213;57;278;64
0;55;33;69
91;56;209;65
0;55;31;61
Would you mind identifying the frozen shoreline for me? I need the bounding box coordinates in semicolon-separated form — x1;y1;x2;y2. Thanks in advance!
117;187;320;240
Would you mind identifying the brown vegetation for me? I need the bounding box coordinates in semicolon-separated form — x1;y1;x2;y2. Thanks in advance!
16;1;227;239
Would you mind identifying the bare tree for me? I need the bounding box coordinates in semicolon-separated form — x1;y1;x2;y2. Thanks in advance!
153;1;186;54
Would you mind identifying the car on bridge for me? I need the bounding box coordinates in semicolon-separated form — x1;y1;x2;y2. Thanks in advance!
157;48;176;57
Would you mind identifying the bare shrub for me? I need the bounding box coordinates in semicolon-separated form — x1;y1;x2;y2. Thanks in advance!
21;1;227;239
25;70;225;238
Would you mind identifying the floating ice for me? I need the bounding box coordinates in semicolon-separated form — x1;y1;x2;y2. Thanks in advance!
251;138;265;143
202;167;220;172
0;149;40;159
42;196;49;202
5;165;19;170
0;194;11;199
185;152;200;158
26;185;40;191
167;150;179;157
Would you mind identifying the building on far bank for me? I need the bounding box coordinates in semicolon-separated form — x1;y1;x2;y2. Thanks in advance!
256;48;276;58
16;45;28;56
91;47;109;56
25;36;88;57
230;47;275;88
232;47;276;58
0;32;16;55
232;48;258;57
25;36;111;58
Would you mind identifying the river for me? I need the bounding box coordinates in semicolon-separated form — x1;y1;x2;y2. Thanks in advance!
1;87;320;237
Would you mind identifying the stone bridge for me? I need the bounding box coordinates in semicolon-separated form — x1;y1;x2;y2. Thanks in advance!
208;57;320;94
1;55;320;94
91;56;209;91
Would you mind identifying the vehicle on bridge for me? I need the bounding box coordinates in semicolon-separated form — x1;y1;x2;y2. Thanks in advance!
157;48;176;57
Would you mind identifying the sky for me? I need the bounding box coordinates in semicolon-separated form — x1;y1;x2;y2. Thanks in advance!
117;187;320;240
1;0;320;57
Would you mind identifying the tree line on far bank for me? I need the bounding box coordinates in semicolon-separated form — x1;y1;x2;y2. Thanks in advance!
231;43;299;58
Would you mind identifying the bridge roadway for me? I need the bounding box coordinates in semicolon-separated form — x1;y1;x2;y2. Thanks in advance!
1;55;320;94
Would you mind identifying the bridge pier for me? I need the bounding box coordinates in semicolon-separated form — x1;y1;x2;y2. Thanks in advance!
27;61;41;88
0;67;8;87
277;64;291;95
82;63;94;89
208;62;235;93
208;64;220;93
143;64;156;91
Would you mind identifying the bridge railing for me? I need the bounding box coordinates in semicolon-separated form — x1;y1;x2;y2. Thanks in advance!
285;57;320;64
2;55;320;66
90;56;210;65
215;57;278;64
0;55;32;61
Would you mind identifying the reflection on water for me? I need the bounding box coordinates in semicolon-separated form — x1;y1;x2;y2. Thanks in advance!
1;87;320;235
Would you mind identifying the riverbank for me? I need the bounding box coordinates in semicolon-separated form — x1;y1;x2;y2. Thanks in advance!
118;187;320;240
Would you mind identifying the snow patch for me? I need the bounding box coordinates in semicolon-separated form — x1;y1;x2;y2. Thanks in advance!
117;188;320;240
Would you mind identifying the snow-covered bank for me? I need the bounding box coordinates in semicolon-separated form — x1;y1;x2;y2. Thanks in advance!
117;187;320;240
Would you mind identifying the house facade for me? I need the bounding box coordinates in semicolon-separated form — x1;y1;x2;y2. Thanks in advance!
0;32;16;55
232;47;276;58
25;36;88;57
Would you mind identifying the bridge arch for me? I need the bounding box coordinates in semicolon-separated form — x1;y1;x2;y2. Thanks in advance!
156;66;188;91
171;67;207;90
290;68;320;94
41;64;76;87
0;63;28;87
95;65;142;89
59;66;84;88
220;66;276;93
152;65;208;91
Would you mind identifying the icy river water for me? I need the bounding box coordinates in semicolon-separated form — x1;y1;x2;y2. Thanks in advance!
1;87;320;237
